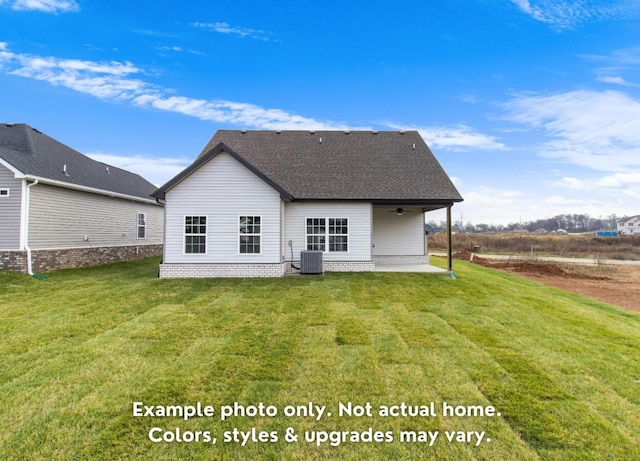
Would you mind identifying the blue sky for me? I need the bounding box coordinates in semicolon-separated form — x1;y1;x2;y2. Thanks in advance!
1;0;640;226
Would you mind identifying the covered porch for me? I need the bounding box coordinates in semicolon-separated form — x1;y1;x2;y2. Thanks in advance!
371;201;458;272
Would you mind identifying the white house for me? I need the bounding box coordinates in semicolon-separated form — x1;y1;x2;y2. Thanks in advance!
152;130;463;278
0;123;164;273
617;216;640;235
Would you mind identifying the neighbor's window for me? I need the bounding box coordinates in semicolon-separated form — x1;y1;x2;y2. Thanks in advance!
0;188;9;197
306;218;348;252
185;216;207;254
239;216;261;254
137;212;147;239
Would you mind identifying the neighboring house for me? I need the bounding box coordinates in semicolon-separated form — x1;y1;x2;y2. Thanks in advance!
153;130;463;278
617;216;640;235
0;123;163;273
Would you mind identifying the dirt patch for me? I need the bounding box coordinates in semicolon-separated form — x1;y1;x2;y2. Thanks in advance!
453;252;640;312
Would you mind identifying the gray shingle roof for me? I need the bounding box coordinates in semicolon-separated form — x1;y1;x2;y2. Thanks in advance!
0;123;157;201
154;130;463;208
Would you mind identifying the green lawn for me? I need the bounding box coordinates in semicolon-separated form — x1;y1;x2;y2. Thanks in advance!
0;257;638;460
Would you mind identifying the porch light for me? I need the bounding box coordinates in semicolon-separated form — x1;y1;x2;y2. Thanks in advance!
396;208;403;215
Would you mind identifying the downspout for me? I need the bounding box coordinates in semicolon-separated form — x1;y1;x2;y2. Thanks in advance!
446;204;454;273
25;179;38;276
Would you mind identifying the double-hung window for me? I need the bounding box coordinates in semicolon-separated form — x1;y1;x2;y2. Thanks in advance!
239;216;261;254
137;212;147;239
185;216;207;254
306;218;348;252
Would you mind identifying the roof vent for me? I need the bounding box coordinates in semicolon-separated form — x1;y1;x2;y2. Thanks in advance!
372;130;378;134
275;130;281;134
344;130;350;135
309;130;315;134
240;130;247;134
399;130;406;135
319;137;322;144
106;166;110;174
412;143;416;150
63;164;69;176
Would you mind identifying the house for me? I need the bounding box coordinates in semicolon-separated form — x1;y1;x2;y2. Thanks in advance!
617;216;640;235
152;130;463;278
0;123;163;273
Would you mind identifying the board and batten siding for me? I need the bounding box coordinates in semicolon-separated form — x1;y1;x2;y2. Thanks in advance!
163;151;282;264
372;207;425;256
284;202;372;262
0;165;22;249
27;184;163;249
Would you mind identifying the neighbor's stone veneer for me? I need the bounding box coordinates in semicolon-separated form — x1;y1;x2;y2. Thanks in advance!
0;244;163;273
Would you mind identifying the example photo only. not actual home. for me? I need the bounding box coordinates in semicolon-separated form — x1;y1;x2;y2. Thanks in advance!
152;130;463;278
0;123;164;274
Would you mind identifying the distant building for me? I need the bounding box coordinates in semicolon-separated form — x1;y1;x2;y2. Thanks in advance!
617;216;640;235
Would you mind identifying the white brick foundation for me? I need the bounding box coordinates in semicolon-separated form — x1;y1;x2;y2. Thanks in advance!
159;263;286;278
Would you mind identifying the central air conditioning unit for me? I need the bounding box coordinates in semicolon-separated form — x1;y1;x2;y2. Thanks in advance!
300;250;323;275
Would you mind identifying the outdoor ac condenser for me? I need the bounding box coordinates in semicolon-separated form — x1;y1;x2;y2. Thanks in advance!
300;250;323;275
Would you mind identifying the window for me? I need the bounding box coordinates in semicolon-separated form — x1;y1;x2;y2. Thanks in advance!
239;216;261;254
329;218;348;252
185;216;207;254
0;188;9;197
137;212;147;239
306;218;348;252
306;218;326;251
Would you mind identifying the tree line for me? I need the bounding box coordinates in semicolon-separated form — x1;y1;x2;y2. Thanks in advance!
427;214;628;234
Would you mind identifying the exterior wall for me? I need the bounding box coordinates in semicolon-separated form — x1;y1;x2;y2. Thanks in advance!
0;244;162;273
0;166;22;249
372;207;425;256
27;184;163;249
283;201;372;262
163;152;282;264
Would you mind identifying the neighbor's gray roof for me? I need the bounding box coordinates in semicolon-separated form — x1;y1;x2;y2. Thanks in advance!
154;130;463;208
0;123;157;201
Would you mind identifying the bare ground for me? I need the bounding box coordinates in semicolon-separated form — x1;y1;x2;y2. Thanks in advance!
453;251;640;312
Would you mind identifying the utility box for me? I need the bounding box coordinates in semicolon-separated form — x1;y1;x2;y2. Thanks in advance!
300;250;323;275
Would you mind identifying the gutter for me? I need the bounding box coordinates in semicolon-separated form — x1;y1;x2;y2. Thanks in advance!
22;175;159;205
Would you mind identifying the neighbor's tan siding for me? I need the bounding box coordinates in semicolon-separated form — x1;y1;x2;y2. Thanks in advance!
372;207;425;256
27;184;163;249
163;151;282;264
0;165;22;249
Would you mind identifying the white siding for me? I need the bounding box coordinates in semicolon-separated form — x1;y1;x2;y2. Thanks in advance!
284;202;372;261
0;166;22;249
372;207;425;256
163;152;281;264
28;184;163;249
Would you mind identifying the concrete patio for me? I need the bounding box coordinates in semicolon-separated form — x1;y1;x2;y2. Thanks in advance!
373;263;449;273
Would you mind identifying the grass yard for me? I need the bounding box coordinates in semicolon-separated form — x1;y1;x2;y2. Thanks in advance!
1;257;639;460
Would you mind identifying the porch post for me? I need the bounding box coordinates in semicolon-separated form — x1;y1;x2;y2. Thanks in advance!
447;204;453;272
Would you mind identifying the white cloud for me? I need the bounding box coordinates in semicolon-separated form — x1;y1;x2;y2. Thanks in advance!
553;176;586;190
0;43;354;130
504;89;640;172
509;0;640;30
386;123;505;151
3;0;79;13
191;22;274;42
86;153;189;187
596;172;640;187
